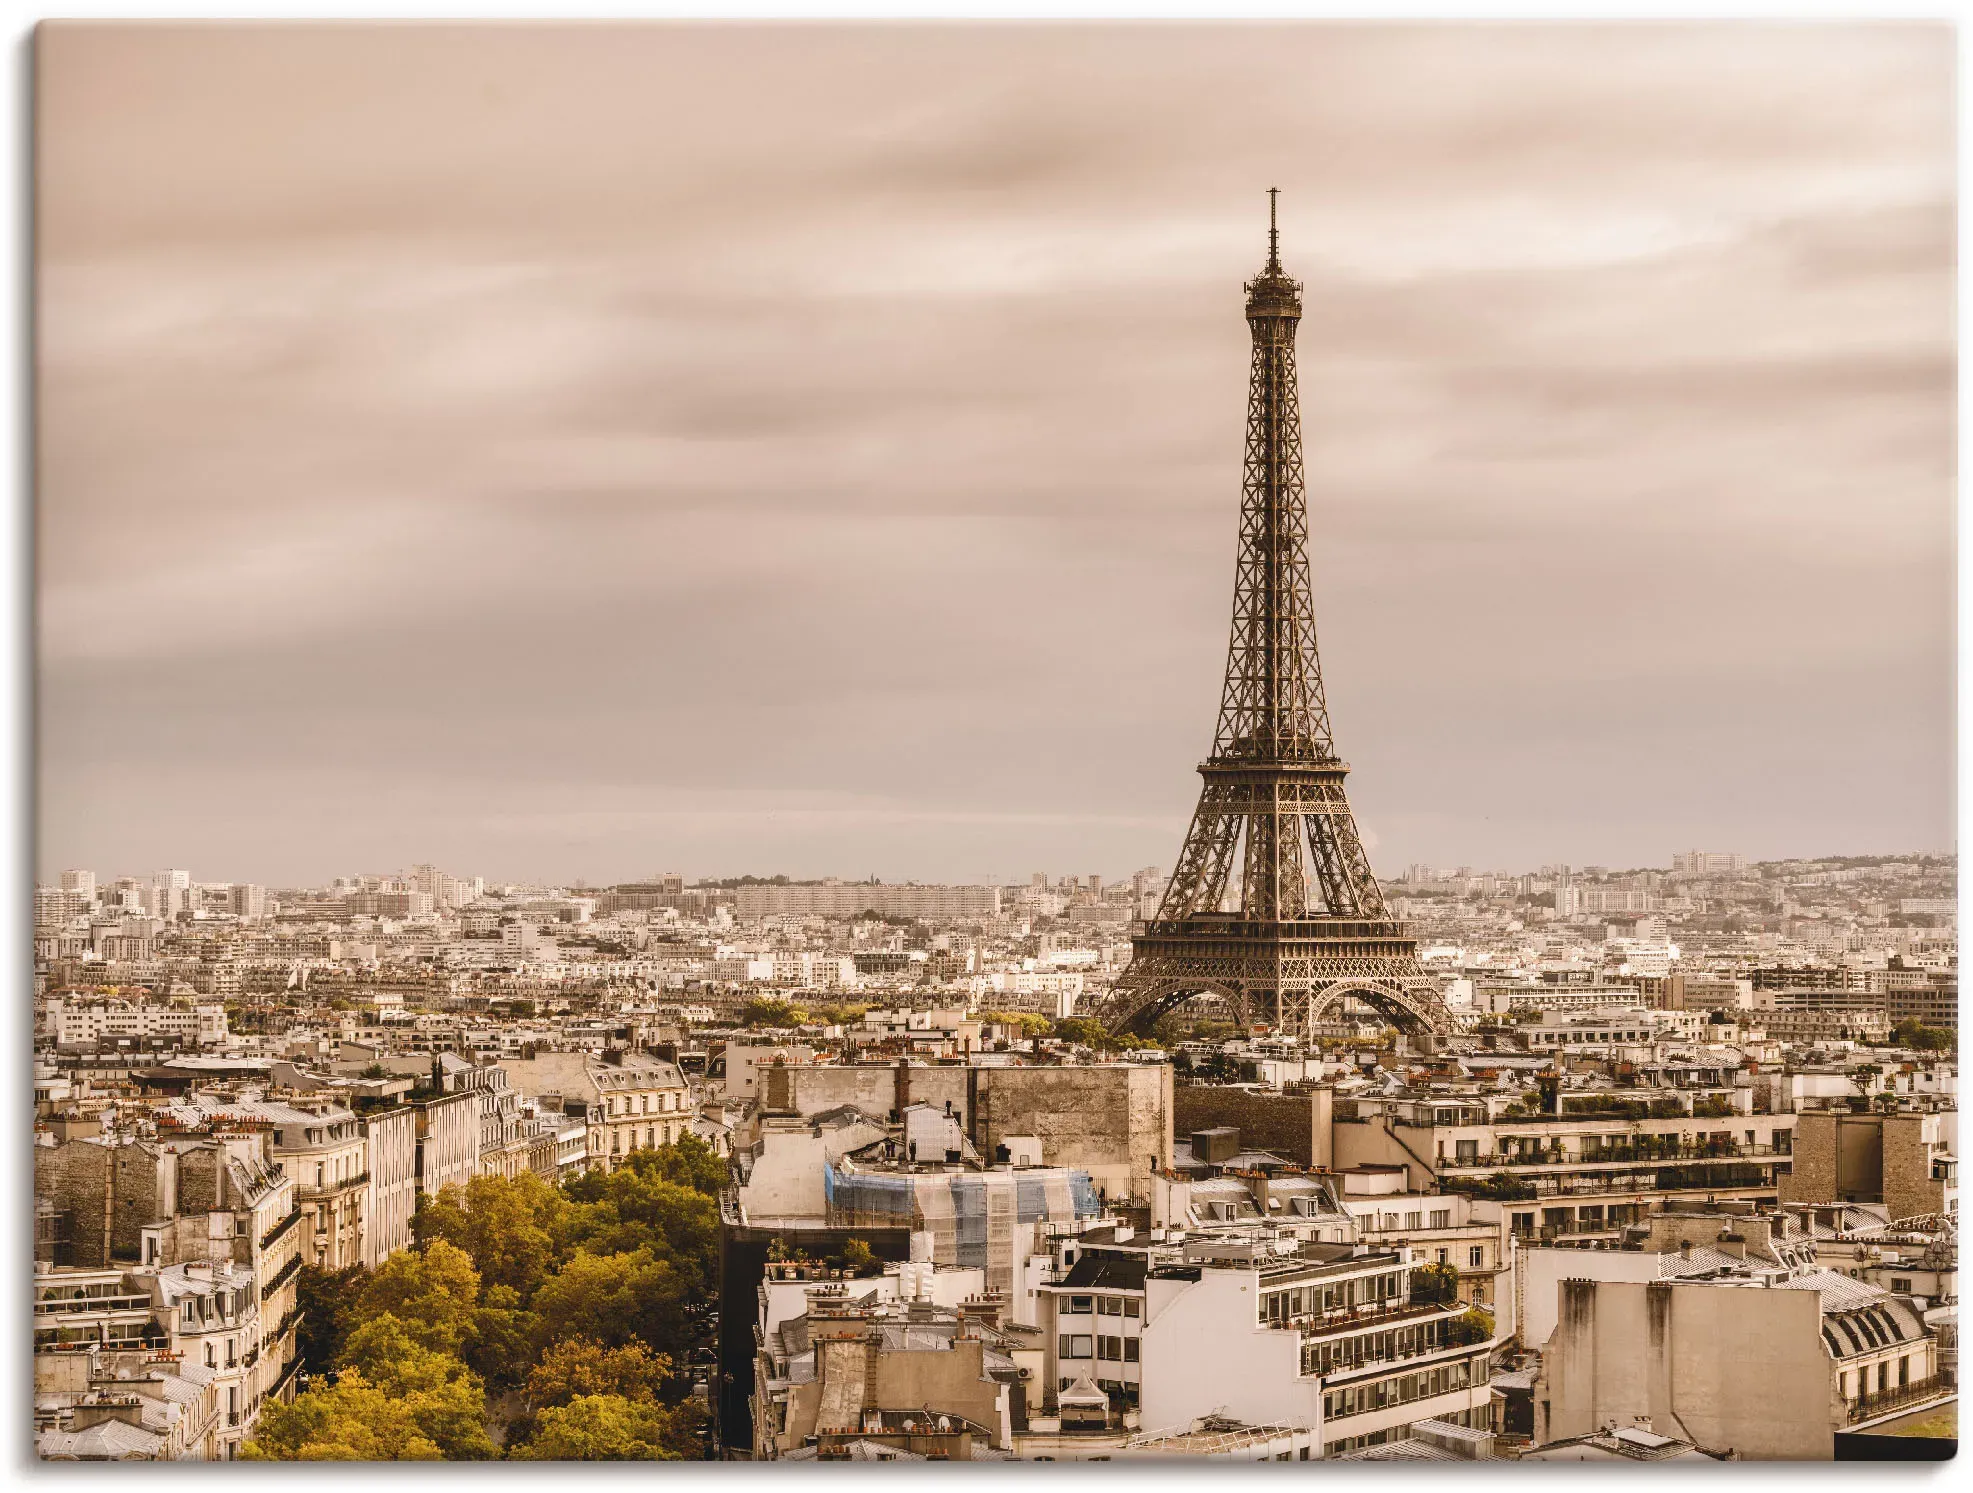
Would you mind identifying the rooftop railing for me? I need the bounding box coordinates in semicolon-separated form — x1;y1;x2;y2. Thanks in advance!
1439;1143;1789;1172
1847;1374;1952;1424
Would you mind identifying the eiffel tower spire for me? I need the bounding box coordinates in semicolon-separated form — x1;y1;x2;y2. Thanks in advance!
1094;195;1450;1039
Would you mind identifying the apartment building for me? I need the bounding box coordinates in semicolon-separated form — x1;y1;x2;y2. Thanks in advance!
498;1049;692;1170
1134;1237;1494;1459
1335;1095;1794;1247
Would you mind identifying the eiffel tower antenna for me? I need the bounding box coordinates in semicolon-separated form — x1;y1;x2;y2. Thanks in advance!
1093;192;1450;1040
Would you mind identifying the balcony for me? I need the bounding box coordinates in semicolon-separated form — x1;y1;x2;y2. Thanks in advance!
1438;1144;1789;1174
1267;1297;1464;1339
295;1172;369;1199
258;1207;304;1251
1846;1374;1953;1425
1444;1166;1780;1203
34;1294;152;1316
260;1254;302;1302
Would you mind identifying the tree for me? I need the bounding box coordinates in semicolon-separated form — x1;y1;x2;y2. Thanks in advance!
984;1011;1052;1039
1446;1305;1495;1346
242;1368;495;1461
1409;1261;1460;1306
353;1239;482;1354
1891;1018;1953;1053
509;1394;684;1461
813;1003;870;1027
294;1265;366;1375
558;1161;721;1292
738;997;807;1028
463;1284;541;1392
414;1173;566;1302
835;1238;879;1276
637;1134;727;1200
1050;1017;1116;1050
339;1313;475;1397
529;1248;695;1357
524;1337;673;1411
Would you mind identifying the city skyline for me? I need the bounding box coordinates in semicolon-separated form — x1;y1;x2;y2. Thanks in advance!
42;845;1958;897
38;23;1954;887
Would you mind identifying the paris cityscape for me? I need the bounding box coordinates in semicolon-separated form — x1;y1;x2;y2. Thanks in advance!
32;21;1955;1473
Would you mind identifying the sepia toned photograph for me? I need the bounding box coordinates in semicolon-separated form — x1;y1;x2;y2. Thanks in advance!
29;19;1958;1466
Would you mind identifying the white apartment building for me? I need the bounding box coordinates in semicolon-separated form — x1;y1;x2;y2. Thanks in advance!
498;1050;692;1170
55;1002;230;1049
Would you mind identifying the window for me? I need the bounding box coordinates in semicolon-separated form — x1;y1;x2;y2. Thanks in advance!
1123;1339;1139;1363
1900;1357;1910;1387
1469;1247;1484;1268
1123;1298;1140;1318
1098;1297;1122;1316
1456;1140;1478;1162
1067;1296;1093;1315
1060;1334;1093;1360
1436;1249;1448;1265
1893;1278;1913;1294
1430;1210;1451;1229
1098;1336;1122;1361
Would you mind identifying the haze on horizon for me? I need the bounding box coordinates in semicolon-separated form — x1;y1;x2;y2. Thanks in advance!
36;23;1956;889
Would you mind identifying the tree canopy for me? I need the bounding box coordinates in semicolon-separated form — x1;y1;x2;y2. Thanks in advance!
510;1394;687;1461
248;1134;721;1462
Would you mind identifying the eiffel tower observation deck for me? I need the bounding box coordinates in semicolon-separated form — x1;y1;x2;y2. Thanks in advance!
1094;193;1452;1039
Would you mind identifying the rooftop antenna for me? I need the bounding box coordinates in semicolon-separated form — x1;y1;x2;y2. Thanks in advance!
1267;187;1281;273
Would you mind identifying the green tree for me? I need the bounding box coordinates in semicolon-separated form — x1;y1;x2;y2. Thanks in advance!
242;1369;495;1461
1409;1261;1460;1306
1050;1017;1116;1049
1447;1305;1496;1346
294;1265;365;1375
637;1134;727;1200
463;1284;541;1392
524;1337;673;1411
509;1394;684;1461
353;1239;482;1354
414;1173;566;1302
529;1248;695;1357
339;1314;475;1397
984;1011;1052;1039
738;997;806;1028
558;1161;721;1290
836;1238;879;1276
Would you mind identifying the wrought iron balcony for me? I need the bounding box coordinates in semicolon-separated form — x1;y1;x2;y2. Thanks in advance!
1846;1374;1952;1424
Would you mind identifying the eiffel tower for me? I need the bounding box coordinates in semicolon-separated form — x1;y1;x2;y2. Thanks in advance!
1094;193;1451;1039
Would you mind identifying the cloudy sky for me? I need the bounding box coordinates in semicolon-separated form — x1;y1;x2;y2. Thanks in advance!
37;23;1955;888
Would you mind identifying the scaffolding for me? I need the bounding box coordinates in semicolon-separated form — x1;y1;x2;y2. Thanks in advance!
825;1161;1099;1289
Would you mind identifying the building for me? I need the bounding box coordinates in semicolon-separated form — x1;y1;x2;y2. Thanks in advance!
1333;1093;1794;1247
361;1106;418;1266
1778;1108;1957;1223
751;1256;1035;1460
54;1002;230;1049
33;1125;305;1452
1672;852;1746;878
498;1050;692;1170
733;883;1001;920
1534;1270;1946;1459
1133;1236;1494;1458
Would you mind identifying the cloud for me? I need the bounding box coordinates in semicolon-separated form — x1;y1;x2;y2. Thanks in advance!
34;22;1954;883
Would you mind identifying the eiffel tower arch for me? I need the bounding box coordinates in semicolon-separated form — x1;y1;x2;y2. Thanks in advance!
1093;194;1452;1040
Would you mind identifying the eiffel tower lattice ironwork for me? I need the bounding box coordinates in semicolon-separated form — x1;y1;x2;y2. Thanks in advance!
1093;192;1451;1038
